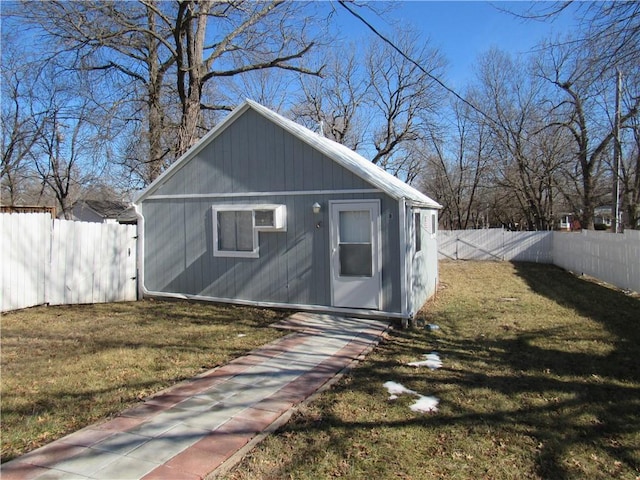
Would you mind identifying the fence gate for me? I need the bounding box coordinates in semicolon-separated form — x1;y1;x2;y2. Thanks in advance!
1;213;137;312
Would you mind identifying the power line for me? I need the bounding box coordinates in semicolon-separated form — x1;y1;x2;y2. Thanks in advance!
337;1;496;126
337;1;576;156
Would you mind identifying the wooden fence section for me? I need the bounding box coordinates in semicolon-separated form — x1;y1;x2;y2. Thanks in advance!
438;228;640;293
1;213;137;312
438;229;554;263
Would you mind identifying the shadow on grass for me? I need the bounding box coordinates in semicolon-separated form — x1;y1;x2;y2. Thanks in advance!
513;262;640;378
507;262;640;477
273;333;639;479
246;263;639;479
0;300;288;463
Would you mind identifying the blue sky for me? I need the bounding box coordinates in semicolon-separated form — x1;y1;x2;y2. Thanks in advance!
331;1;578;88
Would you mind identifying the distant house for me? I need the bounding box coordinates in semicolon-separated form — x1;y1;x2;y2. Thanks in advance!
594;205;613;230
134;100;442;321
557;214;572;231
115;206;139;225
557;213;581;231
69;200;133;224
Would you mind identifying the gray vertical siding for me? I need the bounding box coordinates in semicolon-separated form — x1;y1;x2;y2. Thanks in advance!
410;208;439;314
142;193;401;312
141;107;403;313
150;109;372;196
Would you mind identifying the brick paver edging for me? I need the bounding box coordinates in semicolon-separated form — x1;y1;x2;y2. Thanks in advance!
204;321;391;479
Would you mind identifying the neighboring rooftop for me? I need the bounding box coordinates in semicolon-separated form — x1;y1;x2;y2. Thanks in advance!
77;199;129;218
70;199;134;224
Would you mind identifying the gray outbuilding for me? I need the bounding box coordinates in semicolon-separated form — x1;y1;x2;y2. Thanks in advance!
134;100;441;321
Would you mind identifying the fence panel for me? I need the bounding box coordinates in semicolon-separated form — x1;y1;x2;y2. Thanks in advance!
0;213;51;311
1;213;137;312
48;219;137;306
438;228;639;293
553;230;640;293
438;229;553;263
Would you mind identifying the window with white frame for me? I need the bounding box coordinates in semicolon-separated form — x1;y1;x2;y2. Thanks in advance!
212;205;286;258
414;212;422;252
218;210;255;254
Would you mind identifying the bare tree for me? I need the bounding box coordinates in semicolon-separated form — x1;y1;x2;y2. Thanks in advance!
292;46;369;150
421;95;493;230
218;68;294;113
1;51;45;205
620;100;640;229
12;0;324;186
12;0;177;186
171;0;323;156
22;61;114;218
537;42;639;229
473;49;571;230
366;31;446;181
518;1;640;79
291;30;445;184
505;1;640;229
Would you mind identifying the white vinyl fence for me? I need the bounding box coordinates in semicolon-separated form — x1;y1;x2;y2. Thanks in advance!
438;229;553;263
553;229;640;294
438;228;640;293
1;213;137;312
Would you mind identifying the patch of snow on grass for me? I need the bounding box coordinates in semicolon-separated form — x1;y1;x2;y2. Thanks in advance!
410;395;439;413
383;381;439;414
407;352;442;369
383;381;417;397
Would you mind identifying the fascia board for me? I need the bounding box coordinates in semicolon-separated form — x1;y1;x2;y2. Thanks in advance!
406;199;443;209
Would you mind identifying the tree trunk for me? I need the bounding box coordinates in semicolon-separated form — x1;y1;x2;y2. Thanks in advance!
145;2;167;184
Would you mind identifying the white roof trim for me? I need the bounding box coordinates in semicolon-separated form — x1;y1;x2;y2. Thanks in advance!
136;100;441;209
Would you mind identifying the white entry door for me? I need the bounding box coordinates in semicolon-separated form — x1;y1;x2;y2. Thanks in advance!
330;200;382;310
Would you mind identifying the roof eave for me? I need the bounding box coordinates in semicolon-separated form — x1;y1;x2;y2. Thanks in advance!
405;198;443;209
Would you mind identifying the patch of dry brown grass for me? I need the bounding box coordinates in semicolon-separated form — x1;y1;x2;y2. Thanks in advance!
223;261;640;480
1;299;286;462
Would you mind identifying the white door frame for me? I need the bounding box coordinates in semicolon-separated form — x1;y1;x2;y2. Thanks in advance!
329;200;382;310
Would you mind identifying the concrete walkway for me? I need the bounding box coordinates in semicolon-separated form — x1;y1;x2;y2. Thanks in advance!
2;313;390;480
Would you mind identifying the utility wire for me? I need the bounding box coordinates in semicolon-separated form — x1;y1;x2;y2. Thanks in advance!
337;0;497;126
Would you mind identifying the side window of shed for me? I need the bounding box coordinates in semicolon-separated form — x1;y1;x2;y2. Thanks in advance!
414;212;422;252
431;213;437;236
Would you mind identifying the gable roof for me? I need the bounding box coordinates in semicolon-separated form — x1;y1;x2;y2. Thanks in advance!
136;100;441;209
73;199;129;218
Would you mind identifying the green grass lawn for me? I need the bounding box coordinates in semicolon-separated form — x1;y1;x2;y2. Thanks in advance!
223;261;640;480
0;300;287;463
